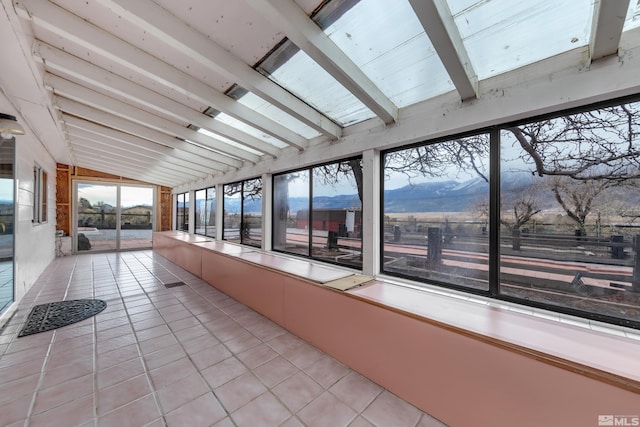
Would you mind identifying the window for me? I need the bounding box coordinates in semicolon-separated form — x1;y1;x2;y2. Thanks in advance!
175;192;189;231
33;164;47;223
195;187;215;237
273;158;363;269
499;99;640;327
381;96;640;329
223;178;262;247
382;134;490;291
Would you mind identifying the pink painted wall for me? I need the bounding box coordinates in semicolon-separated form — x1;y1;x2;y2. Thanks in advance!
153;232;639;427
283;281;639;427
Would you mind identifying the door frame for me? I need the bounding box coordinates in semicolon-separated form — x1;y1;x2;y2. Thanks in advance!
72;180;156;253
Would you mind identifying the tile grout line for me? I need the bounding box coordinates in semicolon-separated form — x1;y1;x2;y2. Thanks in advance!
23;255;80;426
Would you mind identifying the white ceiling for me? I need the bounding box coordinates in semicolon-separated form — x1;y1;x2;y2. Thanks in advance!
1;0;640;188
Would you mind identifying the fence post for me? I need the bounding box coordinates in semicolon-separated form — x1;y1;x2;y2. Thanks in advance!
633;234;640;292
393;225;401;242
611;235;624;259
427;227;442;263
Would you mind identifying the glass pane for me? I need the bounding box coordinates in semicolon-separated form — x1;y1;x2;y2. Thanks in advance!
500;101;640;325
451;0;593;79
177;193;188;231
205;187;216;238
120;186;153;250
311;160;363;268
382;134;490;291
238;92;322;140
273;170;310;255
195;189;206;235
242;178;263;248
77;183;118;252
0;137;14;315
623;0;640;32
259;45;375;127
325;0;454;107
197;128;263;156
216;113;290;149
223;183;242;242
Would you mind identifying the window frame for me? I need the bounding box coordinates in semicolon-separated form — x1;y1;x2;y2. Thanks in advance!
271;155;364;269
379;93;640;330
222;177;263;247
33;163;48;224
175;192;188;232
194;186;216;238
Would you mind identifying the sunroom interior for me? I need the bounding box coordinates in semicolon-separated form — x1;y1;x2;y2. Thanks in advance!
1;0;640;426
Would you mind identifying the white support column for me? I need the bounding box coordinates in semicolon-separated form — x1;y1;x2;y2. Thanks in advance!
361;149;380;277
215;184;224;240
261;173;273;251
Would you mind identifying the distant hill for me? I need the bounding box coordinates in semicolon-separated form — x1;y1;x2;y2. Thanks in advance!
214;172;640;215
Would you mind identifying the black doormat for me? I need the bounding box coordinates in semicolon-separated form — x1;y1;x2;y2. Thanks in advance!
18;299;107;337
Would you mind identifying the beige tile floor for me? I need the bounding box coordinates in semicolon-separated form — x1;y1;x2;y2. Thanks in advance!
0;251;447;427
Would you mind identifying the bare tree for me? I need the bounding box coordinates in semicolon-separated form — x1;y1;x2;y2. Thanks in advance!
502;184;542;231
384;135;490;183
314;159;363;203
505;103;640;182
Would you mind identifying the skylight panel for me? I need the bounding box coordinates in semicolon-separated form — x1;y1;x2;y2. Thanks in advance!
214;113;289;149
237;92;322;139
623;0;640;32
324;0;455;107
196;128;262;157
450;0;593;80
258;44;375;127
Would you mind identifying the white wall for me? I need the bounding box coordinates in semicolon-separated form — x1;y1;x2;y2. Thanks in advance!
14;130;57;301
0;95;57;325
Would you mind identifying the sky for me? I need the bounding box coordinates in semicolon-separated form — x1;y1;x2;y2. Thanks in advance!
78;184;153;208
0;179;12;201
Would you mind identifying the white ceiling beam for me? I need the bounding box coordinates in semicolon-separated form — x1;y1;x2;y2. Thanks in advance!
408;0;478;101
589;0;630;61
73;157;178;187
63;115;222;173
96;0;342;140
35;42;283;159
54;98;233;172
70;137;204;182
71;145;194;182
46;74;259;164
248;0;398;125
71;149;181;186
68;129;213;177
15;0;309;150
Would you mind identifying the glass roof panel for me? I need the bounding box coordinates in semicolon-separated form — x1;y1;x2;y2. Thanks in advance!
214;113;289;149
259;45;376;127
450;0;593;80
237;92;322;139
324;0;454;107
623;0;640;32
197;128;263;156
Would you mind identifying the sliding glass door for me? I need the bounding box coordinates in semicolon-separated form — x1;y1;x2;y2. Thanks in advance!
75;182;154;252
0;136;14;315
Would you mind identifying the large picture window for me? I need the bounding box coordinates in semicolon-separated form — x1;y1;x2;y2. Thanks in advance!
381;97;640;328
195;187;216;238
273;158;363;269
499;100;640;327
382;134;490;291
223;178;262;248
